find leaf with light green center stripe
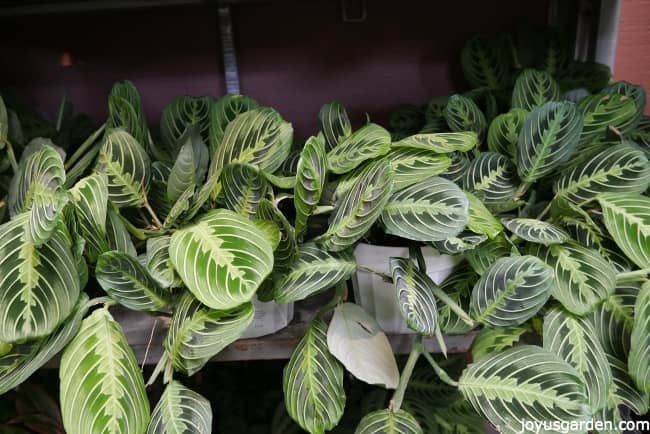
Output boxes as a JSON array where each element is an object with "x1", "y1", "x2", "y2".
[
  {"x1": 96, "y1": 251, "x2": 172, "y2": 312},
  {"x1": 106, "y1": 81, "x2": 150, "y2": 149},
  {"x1": 587, "y1": 282, "x2": 638, "y2": 360},
  {"x1": 146, "y1": 236, "x2": 182, "y2": 289},
  {"x1": 326, "y1": 123, "x2": 390, "y2": 174},
  {"x1": 511, "y1": 69, "x2": 561, "y2": 110},
  {"x1": 170, "y1": 209, "x2": 274, "y2": 309},
  {"x1": 69, "y1": 173, "x2": 109, "y2": 263},
  {"x1": 147, "y1": 380, "x2": 212, "y2": 434},
  {"x1": 160, "y1": 95, "x2": 213, "y2": 154},
  {"x1": 543, "y1": 307, "x2": 612, "y2": 411},
  {"x1": 95, "y1": 128, "x2": 151, "y2": 207},
  {"x1": 600, "y1": 81, "x2": 646, "y2": 131},
  {"x1": 459, "y1": 345, "x2": 590, "y2": 434},
  {"x1": 554, "y1": 144, "x2": 650, "y2": 206},
  {"x1": 502, "y1": 217, "x2": 570, "y2": 246},
  {"x1": 273, "y1": 243, "x2": 356, "y2": 303},
  {"x1": 470, "y1": 255, "x2": 553, "y2": 327},
  {"x1": 354, "y1": 409, "x2": 422, "y2": 434},
  {"x1": 465, "y1": 235, "x2": 513, "y2": 276},
  {"x1": 221, "y1": 163, "x2": 269, "y2": 219},
  {"x1": 461, "y1": 33, "x2": 510, "y2": 89},
  {"x1": 0, "y1": 293, "x2": 88, "y2": 395},
  {"x1": 294, "y1": 136, "x2": 327, "y2": 236},
  {"x1": 256, "y1": 199, "x2": 298, "y2": 269},
  {"x1": 381, "y1": 177, "x2": 469, "y2": 242},
  {"x1": 106, "y1": 208, "x2": 137, "y2": 256},
  {"x1": 385, "y1": 147, "x2": 450, "y2": 191},
  {"x1": 392, "y1": 131, "x2": 479, "y2": 153},
  {"x1": 316, "y1": 159, "x2": 393, "y2": 252},
  {"x1": 164, "y1": 292, "x2": 254, "y2": 376},
  {"x1": 607, "y1": 353, "x2": 649, "y2": 415},
  {"x1": 578, "y1": 94, "x2": 638, "y2": 143},
  {"x1": 529, "y1": 242, "x2": 616, "y2": 315},
  {"x1": 208, "y1": 94, "x2": 259, "y2": 156},
  {"x1": 283, "y1": 319, "x2": 345, "y2": 434},
  {"x1": 597, "y1": 192, "x2": 650, "y2": 269},
  {"x1": 471, "y1": 324, "x2": 529, "y2": 361},
  {"x1": 462, "y1": 152, "x2": 520, "y2": 212},
  {"x1": 443, "y1": 95, "x2": 487, "y2": 141},
  {"x1": 487, "y1": 108, "x2": 528, "y2": 157},
  {"x1": 628, "y1": 281, "x2": 650, "y2": 393},
  {"x1": 432, "y1": 232, "x2": 487, "y2": 255},
  {"x1": 167, "y1": 135, "x2": 197, "y2": 203},
  {"x1": 389, "y1": 257, "x2": 438, "y2": 335},
  {"x1": 438, "y1": 269, "x2": 477, "y2": 335},
  {"x1": 440, "y1": 151, "x2": 470, "y2": 184},
  {"x1": 319, "y1": 101, "x2": 352, "y2": 151},
  {"x1": 0, "y1": 213, "x2": 80, "y2": 342},
  {"x1": 516, "y1": 101, "x2": 583, "y2": 183},
  {"x1": 465, "y1": 191, "x2": 503, "y2": 239},
  {"x1": 60, "y1": 307, "x2": 150, "y2": 434}
]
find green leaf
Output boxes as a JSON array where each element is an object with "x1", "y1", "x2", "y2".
[
  {"x1": 106, "y1": 81, "x2": 149, "y2": 148},
  {"x1": 326, "y1": 123, "x2": 391, "y2": 174},
  {"x1": 511, "y1": 69, "x2": 561, "y2": 110},
  {"x1": 160, "y1": 95, "x2": 213, "y2": 154},
  {"x1": 502, "y1": 217, "x2": 570, "y2": 245},
  {"x1": 558, "y1": 61, "x2": 611, "y2": 93},
  {"x1": 60, "y1": 308, "x2": 150, "y2": 434},
  {"x1": 386, "y1": 148, "x2": 451, "y2": 191},
  {"x1": 459, "y1": 345, "x2": 590, "y2": 434},
  {"x1": 163, "y1": 184, "x2": 194, "y2": 229},
  {"x1": 529, "y1": 242, "x2": 616, "y2": 315},
  {"x1": 487, "y1": 108, "x2": 528, "y2": 157},
  {"x1": 554, "y1": 143, "x2": 650, "y2": 206},
  {"x1": 283, "y1": 319, "x2": 345, "y2": 434},
  {"x1": 579, "y1": 94, "x2": 638, "y2": 144},
  {"x1": 165, "y1": 292, "x2": 254, "y2": 376},
  {"x1": 465, "y1": 191, "x2": 503, "y2": 239},
  {"x1": 169, "y1": 209, "x2": 274, "y2": 309},
  {"x1": 69, "y1": 173, "x2": 109, "y2": 263},
  {"x1": 167, "y1": 134, "x2": 197, "y2": 203},
  {"x1": 628, "y1": 281, "x2": 650, "y2": 393},
  {"x1": 327, "y1": 303, "x2": 399, "y2": 388},
  {"x1": 316, "y1": 159, "x2": 393, "y2": 251},
  {"x1": 96, "y1": 128, "x2": 151, "y2": 208},
  {"x1": 208, "y1": 94, "x2": 259, "y2": 156},
  {"x1": 389, "y1": 105, "x2": 424, "y2": 139},
  {"x1": 440, "y1": 151, "x2": 470, "y2": 184},
  {"x1": 540, "y1": 28, "x2": 569, "y2": 75},
  {"x1": 0, "y1": 95, "x2": 7, "y2": 145},
  {"x1": 629, "y1": 115, "x2": 650, "y2": 155},
  {"x1": 256, "y1": 199, "x2": 299, "y2": 270},
  {"x1": 354, "y1": 409, "x2": 422, "y2": 434},
  {"x1": 0, "y1": 213, "x2": 81, "y2": 342},
  {"x1": 543, "y1": 307, "x2": 612, "y2": 411},
  {"x1": 96, "y1": 251, "x2": 172, "y2": 312},
  {"x1": 443, "y1": 95, "x2": 487, "y2": 141},
  {"x1": 432, "y1": 233, "x2": 487, "y2": 255},
  {"x1": 471, "y1": 324, "x2": 529, "y2": 361},
  {"x1": 607, "y1": 353, "x2": 649, "y2": 415},
  {"x1": 438, "y1": 269, "x2": 477, "y2": 335},
  {"x1": 600, "y1": 81, "x2": 646, "y2": 131},
  {"x1": 461, "y1": 34, "x2": 510, "y2": 89},
  {"x1": 146, "y1": 235, "x2": 182, "y2": 289},
  {"x1": 389, "y1": 257, "x2": 438, "y2": 335},
  {"x1": 462, "y1": 152, "x2": 520, "y2": 212},
  {"x1": 221, "y1": 163, "x2": 269, "y2": 219},
  {"x1": 273, "y1": 243, "x2": 356, "y2": 303},
  {"x1": 294, "y1": 136, "x2": 327, "y2": 236},
  {"x1": 597, "y1": 192, "x2": 650, "y2": 269},
  {"x1": 147, "y1": 380, "x2": 212, "y2": 434},
  {"x1": 381, "y1": 177, "x2": 469, "y2": 242},
  {"x1": 470, "y1": 255, "x2": 554, "y2": 327},
  {"x1": 319, "y1": 101, "x2": 352, "y2": 151},
  {"x1": 106, "y1": 208, "x2": 137, "y2": 256},
  {"x1": 391, "y1": 132, "x2": 479, "y2": 153},
  {"x1": 465, "y1": 235, "x2": 514, "y2": 276},
  {"x1": 0, "y1": 293, "x2": 88, "y2": 395},
  {"x1": 516, "y1": 101, "x2": 583, "y2": 183}
]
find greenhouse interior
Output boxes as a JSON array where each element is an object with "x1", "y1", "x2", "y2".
[{"x1": 1, "y1": 0, "x2": 650, "y2": 433}]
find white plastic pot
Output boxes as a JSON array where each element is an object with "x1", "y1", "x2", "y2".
[
  {"x1": 352, "y1": 243, "x2": 461, "y2": 334},
  {"x1": 240, "y1": 297, "x2": 295, "y2": 339}
]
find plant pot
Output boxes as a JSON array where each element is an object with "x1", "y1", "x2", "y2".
[
  {"x1": 240, "y1": 296, "x2": 295, "y2": 339},
  {"x1": 352, "y1": 243, "x2": 461, "y2": 334}
]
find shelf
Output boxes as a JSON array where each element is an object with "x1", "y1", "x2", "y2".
[{"x1": 111, "y1": 302, "x2": 477, "y2": 365}]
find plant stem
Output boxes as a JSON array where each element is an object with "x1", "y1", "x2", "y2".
[
  {"x1": 2, "y1": 138, "x2": 19, "y2": 173},
  {"x1": 428, "y1": 284, "x2": 476, "y2": 328},
  {"x1": 312, "y1": 205, "x2": 335, "y2": 215},
  {"x1": 409, "y1": 245, "x2": 427, "y2": 272},
  {"x1": 513, "y1": 182, "x2": 532, "y2": 201},
  {"x1": 535, "y1": 199, "x2": 554, "y2": 221},
  {"x1": 421, "y1": 349, "x2": 459, "y2": 387},
  {"x1": 390, "y1": 338, "x2": 422, "y2": 411},
  {"x1": 317, "y1": 282, "x2": 348, "y2": 318},
  {"x1": 142, "y1": 193, "x2": 163, "y2": 229},
  {"x1": 616, "y1": 268, "x2": 650, "y2": 283},
  {"x1": 85, "y1": 296, "x2": 117, "y2": 310},
  {"x1": 357, "y1": 265, "x2": 393, "y2": 282},
  {"x1": 64, "y1": 123, "x2": 105, "y2": 170},
  {"x1": 56, "y1": 92, "x2": 67, "y2": 132}
]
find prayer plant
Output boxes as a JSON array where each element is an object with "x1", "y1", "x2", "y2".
[{"x1": 1, "y1": 28, "x2": 650, "y2": 434}]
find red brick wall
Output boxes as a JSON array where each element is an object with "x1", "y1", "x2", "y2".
[{"x1": 615, "y1": 0, "x2": 650, "y2": 113}]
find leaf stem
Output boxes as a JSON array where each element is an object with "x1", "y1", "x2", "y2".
[
  {"x1": 513, "y1": 182, "x2": 532, "y2": 201},
  {"x1": 84, "y1": 296, "x2": 117, "y2": 310},
  {"x1": 428, "y1": 284, "x2": 476, "y2": 328},
  {"x1": 312, "y1": 205, "x2": 335, "y2": 215},
  {"x1": 616, "y1": 268, "x2": 650, "y2": 283},
  {"x1": 390, "y1": 337, "x2": 422, "y2": 411},
  {"x1": 421, "y1": 349, "x2": 459, "y2": 387},
  {"x1": 64, "y1": 123, "x2": 105, "y2": 170},
  {"x1": 2, "y1": 138, "x2": 19, "y2": 173},
  {"x1": 356, "y1": 265, "x2": 392, "y2": 282},
  {"x1": 535, "y1": 199, "x2": 554, "y2": 221},
  {"x1": 142, "y1": 192, "x2": 163, "y2": 229}
]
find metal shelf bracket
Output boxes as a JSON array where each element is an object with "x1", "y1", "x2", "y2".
[{"x1": 218, "y1": 5, "x2": 240, "y2": 94}]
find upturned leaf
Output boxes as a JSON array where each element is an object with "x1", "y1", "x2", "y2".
[
  {"x1": 354, "y1": 409, "x2": 422, "y2": 434},
  {"x1": 578, "y1": 94, "x2": 637, "y2": 143},
  {"x1": 221, "y1": 163, "x2": 269, "y2": 219},
  {"x1": 386, "y1": 148, "x2": 451, "y2": 190},
  {"x1": 326, "y1": 123, "x2": 391, "y2": 174},
  {"x1": 256, "y1": 199, "x2": 299, "y2": 269},
  {"x1": 462, "y1": 152, "x2": 520, "y2": 212},
  {"x1": 461, "y1": 34, "x2": 510, "y2": 89},
  {"x1": 465, "y1": 191, "x2": 503, "y2": 239},
  {"x1": 294, "y1": 136, "x2": 327, "y2": 235},
  {"x1": 511, "y1": 69, "x2": 561, "y2": 110},
  {"x1": 160, "y1": 95, "x2": 213, "y2": 153},
  {"x1": 487, "y1": 108, "x2": 528, "y2": 157},
  {"x1": 147, "y1": 380, "x2": 212, "y2": 434},
  {"x1": 69, "y1": 173, "x2": 109, "y2": 263},
  {"x1": 319, "y1": 101, "x2": 352, "y2": 151},
  {"x1": 443, "y1": 95, "x2": 487, "y2": 142},
  {"x1": 389, "y1": 257, "x2": 438, "y2": 335},
  {"x1": 392, "y1": 132, "x2": 479, "y2": 153},
  {"x1": 208, "y1": 94, "x2": 259, "y2": 155}
]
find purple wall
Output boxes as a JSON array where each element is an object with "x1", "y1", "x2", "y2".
[{"x1": 1, "y1": 0, "x2": 548, "y2": 138}]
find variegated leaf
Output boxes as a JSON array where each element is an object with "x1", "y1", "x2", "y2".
[
  {"x1": 502, "y1": 217, "x2": 570, "y2": 245},
  {"x1": 438, "y1": 270, "x2": 476, "y2": 335},
  {"x1": 389, "y1": 257, "x2": 438, "y2": 335},
  {"x1": 440, "y1": 151, "x2": 470, "y2": 184},
  {"x1": 600, "y1": 81, "x2": 646, "y2": 131},
  {"x1": 462, "y1": 152, "x2": 520, "y2": 212},
  {"x1": 69, "y1": 173, "x2": 109, "y2": 263},
  {"x1": 543, "y1": 307, "x2": 612, "y2": 411},
  {"x1": 273, "y1": 243, "x2": 356, "y2": 303},
  {"x1": 392, "y1": 132, "x2": 479, "y2": 153},
  {"x1": 470, "y1": 255, "x2": 553, "y2": 327},
  {"x1": 511, "y1": 69, "x2": 561, "y2": 110},
  {"x1": 386, "y1": 148, "x2": 451, "y2": 190},
  {"x1": 465, "y1": 235, "x2": 513, "y2": 276},
  {"x1": 465, "y1": 191, "x2": 503, "y2": 239},
  {"x1": 165, "y1": 292, "x2": 254, "y2": 376},
  {"x1": 160, "y1": 95, "x2": 213, "y2": 153},
  {"x1": 146, "y1": 236, "x2": 182, "y2": 289},
  {"x1": 256, "y1": 199, "x2": 298, "y2": 270},
  {"x1": 354, "y1": 409, "x2": 422, "y2": 434},
  {"x1": 389, "y1": 105, "x2": 424, "y2": 139},
  {"x1": 106, "y1": 80, "x2": 149, "y2": 148},
  {"x1": 316, "y1": 160, "x2": 393, "y2": 251},
  {"x1": 459, "y1": 345, "x2": 590, "y2": 434},
  {"x1": 578, "y1": 94, "x2": 638, "y2": 143},
  {"x1": 167, "y1": 130, "x2": 204, "y2": 203},
  {"x1": 147, "y1": 380, "x2": 212, "y2": 434},
  {"x1": 169, "y1": 209, "x2": 274, "y2": 309},
  {"x1": 471, "y1": 324, "x2": 529, "y2": 361},
  {"x1": 381, "y1": 177, "x2": 469, "y2": 242},
  {"x1": 106, "y1": 208, "x2": 137, "y2": 257},
  {"x1": 443, "y1": 95, "x2": 487, "y2": 141},
  {"x1": 326, "y1": 123, "x2": 391, "y2": 174},
  {"x1": 208, "y1": 94, "x2": 259, "y2": 155},
  {"x1": 487, "y1": 108, "x2": 528, "y2": 157},
  {"x1": 221, "y1": 163, "x2": 268, "y2": 219},
  {"x1": 294, "y1": 136, "x2": 327, "y2": 235},
  {"x1": 607, "y1": 353, "x2": 649, "y2": 415},
  {"x1": 529, "y1": 242, "x2": 616, "y2": 315},
  {"x1": 558, "y1": 61, "x2": 611, "y2": 93},
  {"x1": 628, "y1": 281, "x2": 650, "y2": 393},
  {"x1": 319, "y1": 101, "x2": 352, "y2": 151},
  {"x1": 283, "y1": 319, "x2": 345, "y2": 434},
  {"x1": 461, "y1": 34, "x2": 510, "y2": 89},
  {"x1": 432, "y1": 233, "x2": 487, "y2": 255},
  {"x1": 60, "y1": 308, "x2": 150, "y2": 434}
]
